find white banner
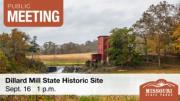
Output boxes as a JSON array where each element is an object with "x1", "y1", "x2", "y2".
[{"x1": 0, "y1": 74, "x2": 179, "y2": 95}]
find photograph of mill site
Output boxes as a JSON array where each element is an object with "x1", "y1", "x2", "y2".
[{"x1": 0, "y1": 0, "x2": 180, "y2": 101}]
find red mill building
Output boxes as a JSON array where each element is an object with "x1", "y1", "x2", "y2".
[{"x1": 91, "y1": 36, "x2": 110, "y2": 64}]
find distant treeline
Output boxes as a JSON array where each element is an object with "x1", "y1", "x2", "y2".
[{"x1": 40, "y1": 40, "x2": 97, "y2": 55}]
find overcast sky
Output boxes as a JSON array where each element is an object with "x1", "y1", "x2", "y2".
[{"x1": 0, "y1": 0, "x2": 179, "y2": 45}]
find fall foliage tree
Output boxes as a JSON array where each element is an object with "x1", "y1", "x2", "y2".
[
  {"x1": 0, "y1": 49, "x2": 9, "y2": 72},
  {"x1": 0, "y1": 29, "x2": 46, "y2": 73},
  {"x1": 134, "y1": 1, "x2": 177, "y2": 67},
  {"x1": 133, "y1": 18, "x2": 152, "y2": 63},
  {"x1": 172, "y1": 24, "x2": 180, "y2": 55}
]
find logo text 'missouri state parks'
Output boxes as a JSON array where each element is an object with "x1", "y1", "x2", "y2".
[
  {"x1": 140, "y1": 79, "x2": 178, "y2": 101},
  {"x1": 4, "y1": 0, "x2": 63, "y2": 27}
]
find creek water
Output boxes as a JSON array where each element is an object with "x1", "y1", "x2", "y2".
[{"x1": 47, "y1": 66, "x2": 81, "y2": 73}]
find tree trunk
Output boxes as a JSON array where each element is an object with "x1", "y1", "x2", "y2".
[
  {"x1": 158, "y1": 34, "x2": 161, "y2": 67},
  {"x1": 164, "y1": 47, "x2": 167, "y2": 57},
  {"x1": 31, "y1": 52, "x2": 34, "y2": 60},
  {"x1": 144, "y1": 37, "x2": 149, "y2": 63}
]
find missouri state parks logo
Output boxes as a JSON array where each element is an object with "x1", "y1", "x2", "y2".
[{"x1": 140, "y1": 79, "x2": 178, "y2": 101}]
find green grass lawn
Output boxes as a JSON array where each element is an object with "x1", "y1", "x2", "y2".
[
  {"x1": 91, "y1": 64, "x2": 180, "y2": 74},
  {"x1": 116, "y1": 67, "x2": 180, "y2": 74},
  {"x1": 43, "y1": 60, "x2": 180, "y2": 74},
  {"x1": 116, "y1": 64, "x2": 180, "y2": 74}
]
